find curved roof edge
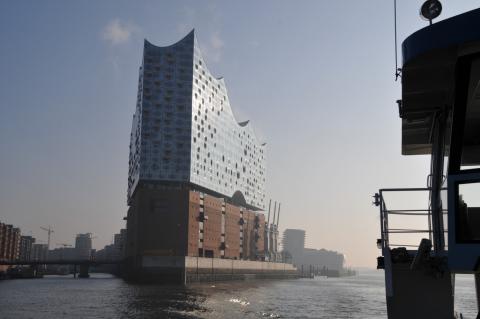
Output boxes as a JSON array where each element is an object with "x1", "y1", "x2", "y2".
[
  {"x1": 236, "y1": 117, "x2": 266, "y2": 148},
  {"x1": 235, "y1": 120, "x2": 265, "y2": 147},
  {"x1": 144, "y1": 29, "x2": 195, "y2": 50}
]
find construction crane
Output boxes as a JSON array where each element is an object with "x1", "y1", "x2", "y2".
[{"x1": 40, "y1": 226, "x2": 54, "y2": 249}]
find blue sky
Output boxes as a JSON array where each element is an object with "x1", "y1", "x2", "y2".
[{"x1": 1, "y1": 1, "x2": 478, "y2": 266}]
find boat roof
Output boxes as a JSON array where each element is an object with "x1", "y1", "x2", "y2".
[{"x1": 401, "y1": 8, "x2": 480, "y2": 155}]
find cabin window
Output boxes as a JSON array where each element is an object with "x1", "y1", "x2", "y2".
[
  {"x1": 460, "y1": 58, "x2": 480, "y2": 169},
  {"x1": 456, "y1": 180, "x2": 480, "y2": 242}
]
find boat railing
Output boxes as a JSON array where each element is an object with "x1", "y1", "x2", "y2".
[{"x1": 374, "y1": 188, "x2": 447, "y2": 253}]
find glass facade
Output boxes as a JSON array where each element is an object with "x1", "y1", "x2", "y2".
[{"x1": 128, "y1": 31, "x2": 266, "y2": 210}]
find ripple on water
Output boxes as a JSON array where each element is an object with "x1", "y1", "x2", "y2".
[{"x1": 0, "y1": 271, "x2": 476, "y2": 319}]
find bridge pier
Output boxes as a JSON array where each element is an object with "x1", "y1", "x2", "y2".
[
  {"x1": 78, "y1": 264, "x2": 90, "y2": 278},
  {"x1": 32, "y1": 265, "x2": 38, "y2": 277}
]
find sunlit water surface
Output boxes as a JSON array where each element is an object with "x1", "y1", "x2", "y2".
[{"x1": 0, "y1": 270, "x2": 476, "y2": 318}]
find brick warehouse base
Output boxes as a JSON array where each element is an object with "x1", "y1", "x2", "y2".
[{"x1": 125, "y1": 184, "x2": 277, "y2": 282}]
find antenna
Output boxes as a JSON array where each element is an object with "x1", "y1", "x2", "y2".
[
  {"x1": 40, "y1": 226, "x2": 54, "y2": 249},
  {"x1": 394, "y1": 0, "x2": 401, "y2": 81}
]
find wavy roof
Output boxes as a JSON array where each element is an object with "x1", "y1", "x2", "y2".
[{"x1": 144, "y1": 30, "x2": 265, "y2": 147}]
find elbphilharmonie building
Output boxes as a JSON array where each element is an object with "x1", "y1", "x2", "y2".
[
  {"x1": 128, "y1": 30, "x2": 266, "y2": 210},
  {"x1": 123, "y1": 31, "x2": 288, "y2": 281}
]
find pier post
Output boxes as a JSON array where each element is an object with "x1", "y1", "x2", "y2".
[{"x1": 79, "y1": 264, "x2": 90, "y2": 278}]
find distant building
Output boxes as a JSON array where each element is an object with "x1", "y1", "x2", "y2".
[
  {"x1": 0, "y1": 223, "x2": 21, "y2": 262},
  {"x1": 0, "y1": 222, "x2": 21, "y2": 274},
  {"x1": 75, "y1": 233, "x2": 93, "y2": 260},
  {"x1": 96, "y1": 229, "x2": 127, "y2": 262},
  {"x1": 113, "y1": 229, "x2": 125, "y2": 252},
  {"x1": 282, "y1": 228, "x2": 345, "y2": 273},
  {"x1": 47, "y1": 233, "x2": 95, "y2": 262},
  {"x1": 301, "y1": 248, "x2": 345, "y2": 272},
  {"x1": 31, "y1": 244, "x2": 48, "y2": 261},
  {"x1": 19, "y1": 235, "x2": 36, "y2": 261},
  {"x1": 95, "y1": 244, "x2": 119, "y2": 262},
  {"x1": 75, "y1": 233, "x2": 92, "y2": 250},
  {"x1": 48, "y1": 247, "x2": 78, "y2": 261},
  {"x1": 283, "y1": 229, "x2": 306, "y2": 264}
]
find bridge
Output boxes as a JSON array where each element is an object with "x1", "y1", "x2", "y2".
[{"x1": 0, "y1": 259, "x2": 124, "y2": 278}]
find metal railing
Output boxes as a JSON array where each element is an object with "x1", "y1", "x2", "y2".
[{"x1": 374, "y1": 188, "x2": 447, "y2": 252}]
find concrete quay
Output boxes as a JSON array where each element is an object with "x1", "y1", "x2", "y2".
[{"x1": 125, "y1": 256, "x2": 298, "y2": 284}]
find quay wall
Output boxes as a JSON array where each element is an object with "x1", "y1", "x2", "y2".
[{"x1": 128, "y1": 256, "x2": 298, "y2": 283}]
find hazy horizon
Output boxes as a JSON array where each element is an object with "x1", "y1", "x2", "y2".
[{"x1": 1, "y1": 1, "x2": 478, "y2": 267}]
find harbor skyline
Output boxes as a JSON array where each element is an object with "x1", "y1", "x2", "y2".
[{"x1": 2, "y1": 1, "x2": 480, "y2": 268}]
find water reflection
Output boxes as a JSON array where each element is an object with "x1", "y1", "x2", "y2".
[
  {"x1": 0, "y1": 271, "x2": 476, "y2": 319},
  {"x1": 123, "y1": 284, "x2": 209, "y2": 318}
]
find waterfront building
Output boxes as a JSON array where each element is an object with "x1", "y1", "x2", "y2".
[
  {"x1": 282, "y1": 229, "x2": 306, "y2": 264},
  {"x1": 48, "y1": 247, "x2": 78, "y2": 260},
  {"x1": 19, "y1": 235, "x2": 35, "y2": 261},
  {"x1": 282, "y1": 228, "x2": 346, "y2": 274},
  {"x1": 31, "y1": 243, "x2": 48, "y2": 261},
  {"x1": 95, "y1": 244, "x2": 121, "y2": 262},
  {"x1": 0, "y1": 222, "x2": 21, "y2": 273},
  {"x1": 96, "y1": 229, "x2": 127, "y2": 262},
  {"x1": 0, "y1": 223, "x2": 6, "y2": 262},
  {"x1": 0, "y1": 223, "x2": 20, "y2": 262},
  {"x1": 125, "y1": 31, "x2": 269, "y2": 279},
  {"x1": 301, "y1": 248, "x2": 345, "y2": 272},
  {"x1": 46, "y1": 247, "x2": 78, "y2": 274},
  {"x1": 75, "y1": 233, "x2": 93, "y2": 250},
  {"x1": 113, "y1": 229, "x2": 126, "y2": 252},
  {"x1": 75, "y1": 233, "x2": 93, "y2": 260}
]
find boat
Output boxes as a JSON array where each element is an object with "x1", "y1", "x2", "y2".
[{"x1": 374, "y1": 3, "x2": 480, "y2": 318}]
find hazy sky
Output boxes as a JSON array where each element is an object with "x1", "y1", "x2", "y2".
[{"x1": 1, "y1": 1, "x2": 478, "y2": 267}]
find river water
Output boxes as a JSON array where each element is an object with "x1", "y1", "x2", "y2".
[{"x1": 0, "y1": 270, "x2": 477, "y2": 318}]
